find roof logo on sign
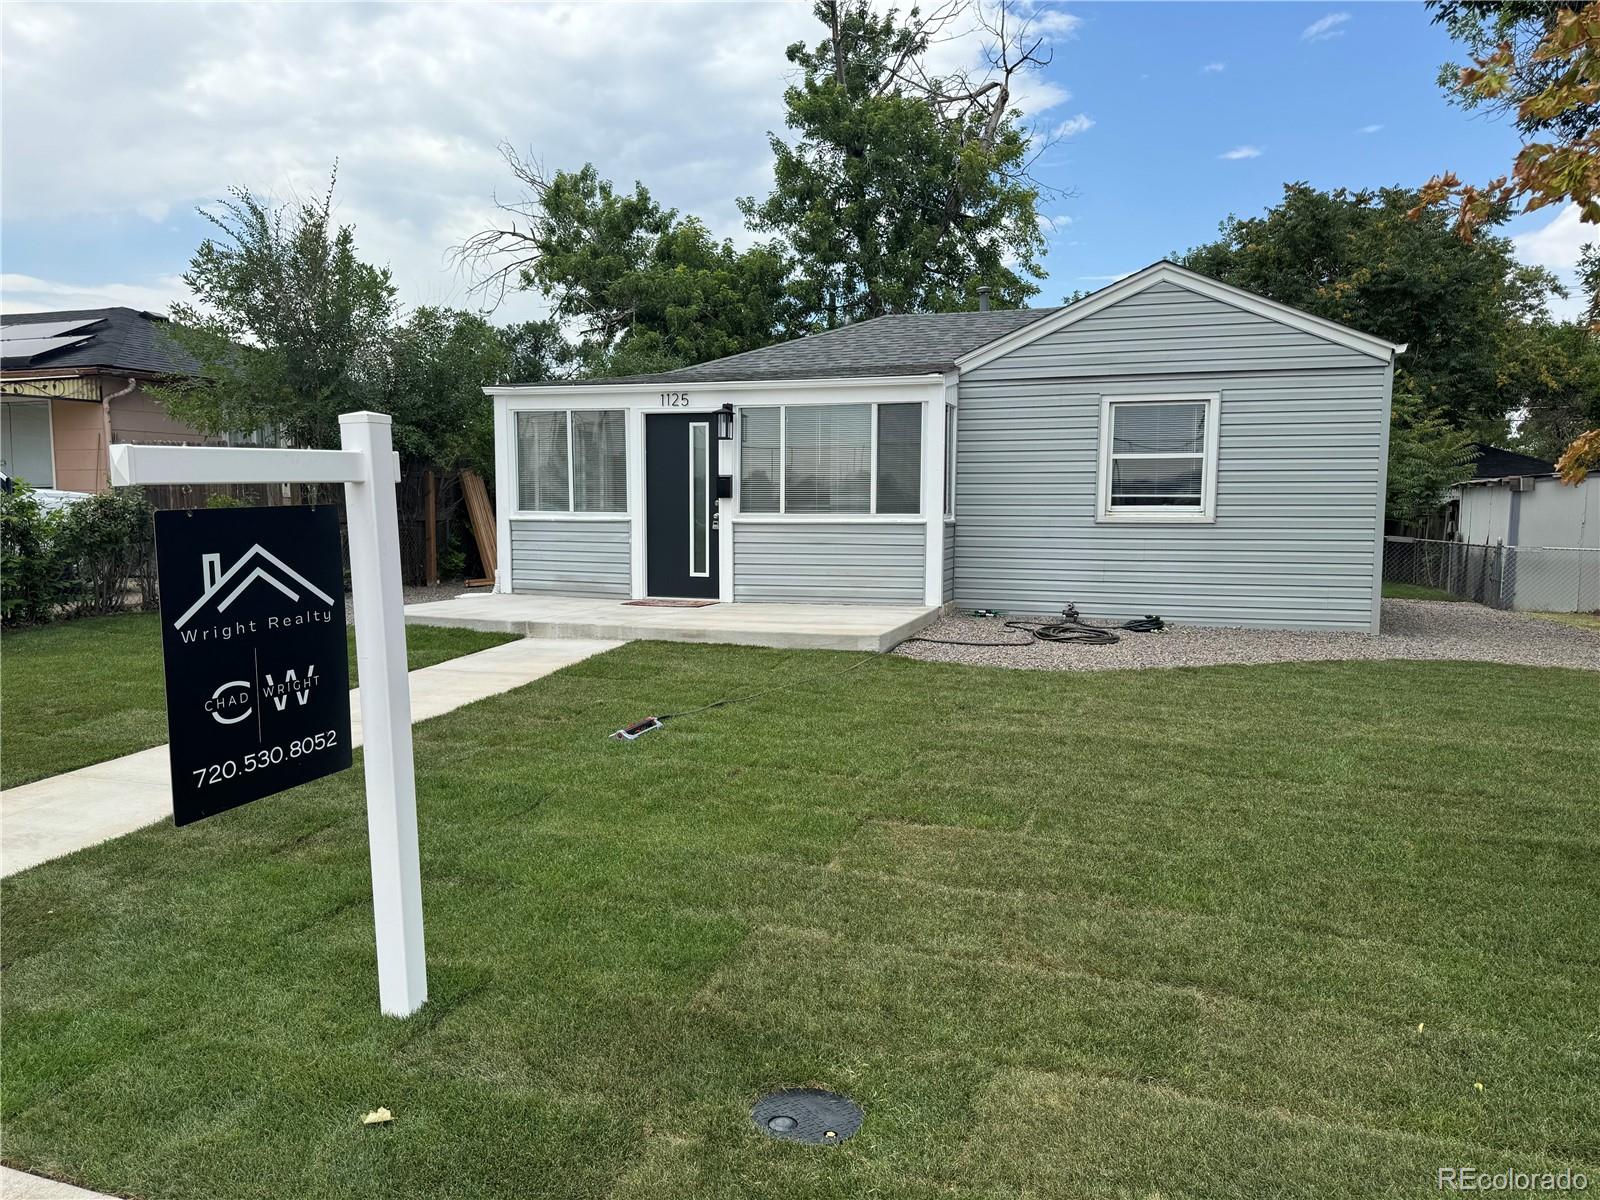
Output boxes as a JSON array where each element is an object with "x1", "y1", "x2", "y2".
[{"x1": 173, "y1": 543, "x2": 337, "y2": 630}]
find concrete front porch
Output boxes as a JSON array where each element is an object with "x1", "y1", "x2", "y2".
[{"x1": 404, "y1": 592, "x2": 941, "y2": 652}]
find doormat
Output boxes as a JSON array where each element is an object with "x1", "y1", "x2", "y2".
[{"x1": 623, "y1": 599, "x2": 719, "y2": 608}]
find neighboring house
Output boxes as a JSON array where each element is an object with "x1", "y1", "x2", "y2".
[
  {"x1": 486, "y1": 261, "x2": 1405, "y2": 631},
  {"x1": 0, "y1": 307, "x2": 219, "y2": 493},
  {"x1": 1454, "y1": 443, "x2": 1596, "y2": 553}
]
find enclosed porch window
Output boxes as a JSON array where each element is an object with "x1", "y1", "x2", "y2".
[{"x1": 738, "y1": 402, "x2": 922, "y2": 515}]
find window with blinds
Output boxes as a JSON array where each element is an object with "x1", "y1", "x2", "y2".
[
  {"x1": 516, "y1": 409, "x2": 626, "y2": 513},
  {"x1": 516, "y1": 411, "x2": 569, "y2": 512},
  {"x1": 739, "y1": 406, "x2": 781, "y2": 513},
  {"x1": 875, "y1": 403, "x2": 922, "y2": 514},
  {"x1": 737, "y1": 403, "x2": 923, "y2": 515},
  {"x1": 785, "y1": 403, "x2": 872, "y2": 514},
  {"x1": 1099, "y1": 395, "x2": 1218, "y2": 520},
  {"x1": 571, "y1": 409, "x2": 626, "y2": 512}
]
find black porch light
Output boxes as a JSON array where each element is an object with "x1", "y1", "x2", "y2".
[{"x1": 715, "y1": 403, "x2": 735, "y2": 441}]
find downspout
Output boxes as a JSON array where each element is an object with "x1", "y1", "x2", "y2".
[{"x1": 101, "y1": 376, "x2": 137, "y2": 491}]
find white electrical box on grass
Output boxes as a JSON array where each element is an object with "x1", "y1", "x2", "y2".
[{"x1": 110, "y1": 411, "x2": 428, "y2": 1018}]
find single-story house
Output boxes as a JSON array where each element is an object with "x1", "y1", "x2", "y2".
[
  {"x1": 1, "y1": 307, "x2": 219, "y2": 493},
  {"x1": 486, "y1": 261, "x2": 1405, "y2": 631}
]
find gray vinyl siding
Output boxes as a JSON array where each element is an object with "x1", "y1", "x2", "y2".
[
  {"x1": 956, "y1": 282, "x2": 1388, "y2": 631},
  {"x1": 942, "y1": 525, "x2": 956, "y2": 602},
  {"x1": 735, "y1": 522, "x2": 925, "y2": 605},
  {"x1": 510, "y1": 518, "x2": 631, "y2": 597}
]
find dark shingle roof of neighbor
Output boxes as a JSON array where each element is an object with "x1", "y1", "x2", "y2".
[
  {"x1": 0, "y1": 307, "x2": 202, "y2": 377},
  {"x1": 1466, "y1": 443, "x2": 1556, "y2": 481},
  {"x1": 521, "y1": 306, "x2": 1064, "y2": 386}
]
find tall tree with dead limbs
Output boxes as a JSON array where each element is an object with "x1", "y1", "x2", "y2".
[{"x1": 741, "y1": 0, "x2": 1057, "y2": 328}]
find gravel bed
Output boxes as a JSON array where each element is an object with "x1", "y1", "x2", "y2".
[
  {"x1": 344, "y1": 580, "x2": 491, "y2": 624},
  {"x1": 892, "y1": 599, "x2": 1600, "y2": 673}
]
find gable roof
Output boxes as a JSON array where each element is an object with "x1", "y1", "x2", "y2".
[
  {"x1": 955, "y1": 261, "x2": 1407, "y2": 371},
  {"x1": 514, "y1": 306, "x2": 1061, "y2": 387},
  {"x1": 1463, "y1": 443, "x2": 1556, "y2": 482},
  {"x1": 501, "y1": 259, "x2": 1405, "y2": 392},
  {"x1": 0, "y1": 307, "x2": 202, "y2": 377}
]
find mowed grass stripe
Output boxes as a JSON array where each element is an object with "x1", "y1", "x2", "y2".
[
  {"x1": 2, "y1": 643, "x2": 1596, "y2": 1198},
  {"x1": 690, "y1": 925, "x2": 1598, "y2": 1162}
]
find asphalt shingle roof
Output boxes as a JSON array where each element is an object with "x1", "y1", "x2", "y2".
[
  {"x1": 523, "y1": 306, "x2": 1062, "y2": 386},
  {"x1": 0, "y1": 307, "x2": 202, "y2": 377},
  {"x1": 1465, "y1": 443, "x2": 1556, "y2": 481}
]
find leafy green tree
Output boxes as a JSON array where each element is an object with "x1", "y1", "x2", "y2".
[
  {"x1": 1180, "y1": 183, "x2": 1563, "y2": 431},
  {"x1": 1499, "y1": 316, "x2": 1600, "y2": 460},
  {"x1": 383, "y1": 308, "x2": 513, "y2": 474},
  {"x1": 457, "y1": 155, "x2": 793, "y2": 377},
  {"x1": 159, "y1": 171, "x2": 397, "y2": 449},
  {"x1": 741, "y1": 0, "x2": 1050, "y2": 326},
  {"x1": 1386, "y1": 392, "x2": 1476, "y2": 523}
]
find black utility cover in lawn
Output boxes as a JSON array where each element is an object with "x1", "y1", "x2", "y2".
[{"x1": 155, "y1": 506, "x2": 352, "y2": 825}]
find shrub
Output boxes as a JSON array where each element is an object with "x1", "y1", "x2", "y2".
[
  {"x1": 53, "y1": 488, "x2": 157, "y2": 618},
  {"x1": 0, "y1": 483, "x2": 62, "y2": 626}
]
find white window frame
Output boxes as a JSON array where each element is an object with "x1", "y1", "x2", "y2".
[
  {"x1": 512, "y1": 408, "x2": 628, "y2": 518},
  {"x1": 734, "y1": 401, "x2": 924, "y2": 519},
  {"x1": 1095, "y1": 393, "x2": 1220, "y2": 525},
  {"x1": 688, "y1": 420, "x2": 710, "y2": 577}
]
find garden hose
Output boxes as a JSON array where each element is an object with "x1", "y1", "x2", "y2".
[{"x1": 902, "y1": 604, "x2": 1166, "y2": 649}]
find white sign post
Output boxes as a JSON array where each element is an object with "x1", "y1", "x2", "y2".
[{"x1": 110, "y1": 410, "x2": 428, "y2": 1017}]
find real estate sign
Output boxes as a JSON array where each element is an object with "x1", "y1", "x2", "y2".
[{"x1": 155, "y1": 505, "x2": 353, "y2": 825}]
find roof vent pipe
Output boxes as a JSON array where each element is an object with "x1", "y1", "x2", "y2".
[{"x1": 977, "y1": 286, "x2": 991, "y2": 312}]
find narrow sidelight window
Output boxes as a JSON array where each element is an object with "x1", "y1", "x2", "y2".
[{"x1": 690, "y1": 422, "x2": 710, "y2": 576}]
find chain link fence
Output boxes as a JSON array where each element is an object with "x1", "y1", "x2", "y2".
[{"x1": 1383, "y1": 536, "x2": 1600, "y2": 614}]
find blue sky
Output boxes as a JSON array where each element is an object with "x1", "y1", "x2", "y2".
[{"x1": 1, "y1": 2, "x2": 1590, "y2": 322}]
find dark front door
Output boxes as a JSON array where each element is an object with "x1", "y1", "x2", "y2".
[{"x1": 645, "y1": 413, "x2": 719, "y2": 599}]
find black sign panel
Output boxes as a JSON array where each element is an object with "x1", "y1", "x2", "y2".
[{"x1": 155, "y1": 505, "x2": 352, "y2": 825}]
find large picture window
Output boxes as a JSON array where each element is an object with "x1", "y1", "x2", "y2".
[
  {"x1": 737, "y1": 402, "x2": 923, "y2": 515},
  {"x1": 1097, "y1": 394, "x2": 1219, "y2": 522},
  {"x1": 516, "y1": 409, "x2": 626, "y2": 513}
]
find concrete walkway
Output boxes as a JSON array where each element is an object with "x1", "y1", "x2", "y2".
[
  {"x1": 0, "y1": 1166, "x2": 112, "y2": 1199},
  {"x1": 0, "y1": 636, "x2": 620, "y2": 878}
]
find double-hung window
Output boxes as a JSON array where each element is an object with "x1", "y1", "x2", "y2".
[
  {"x1": 738, "y1": 402, "x2": 922, "y2": 515},
  {"x1": 516, "y1": 409, "x2": 626, "y2": 513},
  {"x1": 1097, "y1": 394, "x2": 1219, "y2": 522}
]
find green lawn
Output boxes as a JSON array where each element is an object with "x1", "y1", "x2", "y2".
[
  {"x1": 3, "y1": 644, "x2": 1597, "y2": 1198},
  {"x1": 1382, "y1": 581, "x2": 1468, "y2": 602},
  {"x1": 0, "y1": 614, "x2": 516, "y2": 789}
]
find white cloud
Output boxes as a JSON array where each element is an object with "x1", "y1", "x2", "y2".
[
  {"x1": 2, "y1": 3, "x2": 1076, "y2": 323},
  {"x1": 1301, "y1": 12, "x2": 1350, "y2": 42},
  {"x1": 1037, "y1": 213, "x2": 1075, "y2": 233},
  {"x1": 1512, "y1": 203, "x2": 1596, "y2": 321},
  {"x1": 1357, "y1": 124, "x2": 1384, "y2": 134},
  {"x1": 0, "y1": 273, "x2": 191, "y2": 315},
  {"x1": 1219, "y1": 145, "x2": 1263, "y2": 160},
  {"x1": 1017, "y1": 5, "x2": 1083, "y2": 38},
  {"x1": 1052, "y1": 113, "x2": 1095, "y2": 138},
  {"x1": 1078, "y1": 271, "x2": 1134, "y2": 283},
  {"x1": 1202, "y1": 62, "x2": 1226, "y2": 73}
]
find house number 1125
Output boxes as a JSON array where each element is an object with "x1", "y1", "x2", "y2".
[{"x1": 659, "y1": 393, "x2": 689, "y2": 407}]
